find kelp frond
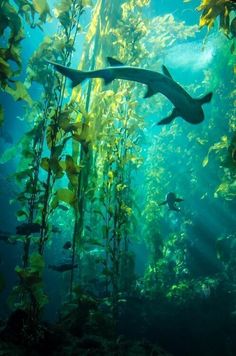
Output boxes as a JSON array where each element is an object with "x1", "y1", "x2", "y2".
[{"x1": 197, "y1": 0, "x2": 236, "y2": 36}]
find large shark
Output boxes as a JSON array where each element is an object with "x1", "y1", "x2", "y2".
[{"x1": 47, "y1": 57, "x2": 213, "y2": 125}]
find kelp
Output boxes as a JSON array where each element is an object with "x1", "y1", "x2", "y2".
[
  {"x1": 70, "y1": 0, "x2": 149, "y2": 316},
  {"x1": 202, "y1": 135, "x2": 229, "y2": 167},
  {"x1": 0, "y1": 0, "x2": 235, "y2": 345},
  {"x1": 4, "y1": 81, "x2": 33, "y2": 106},
  {"x1": 0, "y1": 0, "x2": 51, "y2": 123},
  {"x1": 20, "y1": 0, "x2": 89, "y2": 259},
  {"x1": 14, "y1": 0, "x2": 51, "y2": 28},
  {"x1": 186, "y1": 0, "x2": 236, "y2": 38},
  {"x1": 0, "y1": 0, "x2": 93, "y2": 324},
  {"x1": 8, "y1": 253, "x2": 47, "y2": 314}
]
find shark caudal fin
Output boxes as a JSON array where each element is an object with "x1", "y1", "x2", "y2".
[
  {"x1": 196, "y1": 92, "x2": 213, "y2": 105},
  {"x1": 46, "y1": 60, "x2": 87, "y2": 88}
]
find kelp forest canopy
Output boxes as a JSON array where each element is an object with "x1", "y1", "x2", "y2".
[{"x1": 0, "y1": 0, "x2": 235, "y2": 354}]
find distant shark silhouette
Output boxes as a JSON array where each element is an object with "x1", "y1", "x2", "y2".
[
  {"x1": 159, "y1": 192, "x2": 184, "y2": 212},
  {"x1": 47, "y1": 57, "x2": 213, "y2": 125}
]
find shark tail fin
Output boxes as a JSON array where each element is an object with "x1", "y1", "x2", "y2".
[
  {"x1": 197, "y1": 92, "x2": 213, "y2": 105},
  {"x1": 47, "y1": 60, "x2": 87, "y2": 88}
]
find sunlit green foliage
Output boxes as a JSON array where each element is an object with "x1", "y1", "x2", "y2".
[
  {"x1": 8, "y1": 253, "x2": 47, "y2": 312},
  {"x1": 0, "y1": 0, "x2": 93, "y2": 321},
  {"x1": 67, "y1": 0, "x2": 149, "y2": 310},
  {"x1": 0, "y1": 0, "x2": 51, "y2": 123},
  {"x1": 185, "y1": 0, "x2": 236, "y2": 44},
  {"x1": 0, "y1": 1, "x2": 235, "y2": 341}
]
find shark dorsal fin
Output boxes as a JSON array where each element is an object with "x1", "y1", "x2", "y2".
[
  {"x1": 107, "y1": 57, "x2": 125, "y2": 66},
  {"x1": 162, "y1": 65, "x2": 173, "y2": 79}
]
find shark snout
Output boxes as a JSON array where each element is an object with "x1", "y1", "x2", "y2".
[{"x1": 183, "y1": 105, "x2": 204, "y2": 124}]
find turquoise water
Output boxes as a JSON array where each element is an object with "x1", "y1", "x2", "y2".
[{"x1": 0, "y1": 0, "x2": 235, "y2": 355}]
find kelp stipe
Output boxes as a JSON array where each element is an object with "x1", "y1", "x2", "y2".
[
  {"x1": 67, "y1": 0, "x2": 150, "y2": 328},
  {"x1": 4, "y1": 0, "x2": 91, "y2": 324}
]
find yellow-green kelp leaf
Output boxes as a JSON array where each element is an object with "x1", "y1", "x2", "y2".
[
  {"x1": 30, "y1": 252, "x2": 45, "y2": 273},
  {"x1": 14, "y1": 252, "x2": 47, "y2": 309},
  {"x1": 16, "y1": 209, "x2": 28, "y2": 221},
  {"x1": 202, "y1": 135, "x2": 228, "y2": 167},
  {"x1": 202, "y1": 155, "x2": 209, "y2": 167},
  {"x1": 40, "y1": 157, "x2": 49, "y2": 171},
  {"x1": 0, "y1": 145, "x2": 18, "y2": 164},
  {"x1": 32, "y1": 0, "x2": 51, "y2": 22},
  {"x1": 65, "y1": 155, "x2": 81, "y2": 187},
  {"x1": 5, "y1": 81, "x2": 33, "y2": 106},
  {"x1": 54, "y1": 0, "x2": 72, "y2": 16},
  {"x1": 57, "y1": 188, "x2": 75, "y2": 204},
  {"x1": 40, "y1": 157, "x2": 64, "y2": 178},
  {"x1": 15, "y1": 253, "x2": 44, "y2": 281},
  {"x1": 50, "y1": 157, "x2": 64, "y2": 178},
  {"x1": 54, "y1": 188, "x2": 76, "y2": 207},
  {"x1": 0, "y1": 57, "x2": 13, "y2": 82},
  {"x1": 215, "y1": 182, "x2": 229, "y2": 195},
  {"x1": 81, "y1": 0, "x2": 94, "y2": 7},
  {"x1": 0, "y1": 105, "x2": 3, "y2": 127},
  {"x1": 197, "y1": 0, "x2": 231, "y2": 31}
]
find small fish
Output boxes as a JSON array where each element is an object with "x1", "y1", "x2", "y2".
[
  {"x1": 159, "y1": 192, "x2": 184, "y2": 212},
  {"x1": 47, "y1": 57, "x2": 213, "y2": 126},
  {"x1": 63, "y1": 241, "x2": 72, "y2": 250},
  {"x1": 48, "y1": 262, "x2": 78, "y2": 272},
  {"x1": 16, "y1": 223, "x2": 41, "y2": 235}
]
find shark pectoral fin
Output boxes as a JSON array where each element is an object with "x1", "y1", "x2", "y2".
[
  {"x1": 159, "y1": 201, "x2": 167, "y2": 206},
  {"x1": 107, "y1": 57, "x2": 125, "y2": 66},
  {"x1": 104, "y1": 77, "x2": 114, "y2": 85},
  {"x1": 175, "y1": 198, "x2": 184, "y2": 202},
  {"x1": 143, "y1": 86, "x2": 157, "y2": 98},
  {"x1": 197, "y1": 92, "x2": 213, "y2": 105},
  {"x1": 103, "y1": 70, "x2": 115, "y2": 85},
  {"x1": 156, "y1": 108, "x2": 179, "y2": 125},
  {"x1": 162, "y1": 65, "x2": 173, "y2": 80}
]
